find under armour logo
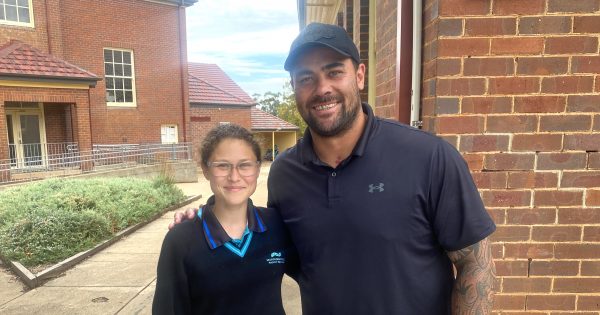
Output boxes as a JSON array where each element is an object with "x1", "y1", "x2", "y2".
[{"x1": 369, "y1": 183, "x2": 384, "y2": 193}]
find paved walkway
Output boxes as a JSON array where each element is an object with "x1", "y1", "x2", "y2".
[{"x1": 0, "y1": 164, "x2": 301, "y2": 314}]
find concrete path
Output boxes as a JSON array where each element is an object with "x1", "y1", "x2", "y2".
[{"x1": 0, "y1": 164, "x2": 301, "y2": 314}]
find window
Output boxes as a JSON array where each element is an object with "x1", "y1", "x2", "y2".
[
  {"x1": 1, "y1": 0, "x2": 33, "y2": 26},
  {"x1": 161, "y1": 125, "x2": 178, "y2": 144},
  {"x1": 104, "y1": 48, "x2": 136, "y2": 107}
]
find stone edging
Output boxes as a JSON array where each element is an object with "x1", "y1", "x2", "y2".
[{"x1": 0, "y1": 194, "x2": 202, "y2": 289}]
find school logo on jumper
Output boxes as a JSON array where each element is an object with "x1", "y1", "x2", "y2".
[
  {"x1": 266, "y1": 251, "x2": 285, "y2": 264},
  {"x1": 369, "y1": 183, "x2": 384, "y2": 193}
]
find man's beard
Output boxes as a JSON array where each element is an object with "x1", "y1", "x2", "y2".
[{"x1": 300, "y1": 89, "x2": 361, "y2": 138}]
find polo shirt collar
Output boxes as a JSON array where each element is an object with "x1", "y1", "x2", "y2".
[
  {"x1": 299, "y1": 102, "x2": 376, "y2": 165},
  {"x1": 199, "y1": 195, "x2": 268, "y2": 250}
]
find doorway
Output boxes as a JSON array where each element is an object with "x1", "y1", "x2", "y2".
[{"x1": 5, "y1": 103, "x2": 47, "y2": 169}]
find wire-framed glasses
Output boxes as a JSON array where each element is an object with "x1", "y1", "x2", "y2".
[{"x1": 207, "y1": 160, "x2": 261, "y2": 177}]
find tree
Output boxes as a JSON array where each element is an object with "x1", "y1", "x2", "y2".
[{"x1": 253, "y1": 82, "x2": 307, "y2": 133}]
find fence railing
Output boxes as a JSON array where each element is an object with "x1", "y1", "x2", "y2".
[{"x1": 1, "y1": 142, "x2": 192, "y2": 184}]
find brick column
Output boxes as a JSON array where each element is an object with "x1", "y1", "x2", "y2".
[{"x1": 424, "y1": 0, "x2": 600, "y2": 312}]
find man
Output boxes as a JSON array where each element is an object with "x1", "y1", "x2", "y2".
[{"x1": 174, "y1": 23, "x2": 496, "y2": 314}]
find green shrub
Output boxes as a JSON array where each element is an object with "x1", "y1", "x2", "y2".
[{"x1": 0, "y1": 177, "x2": 185, "y2": 267}]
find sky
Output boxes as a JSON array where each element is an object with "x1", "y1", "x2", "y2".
[{"x1": 185, "y1": 0, "x2": 299, "y2": 97}]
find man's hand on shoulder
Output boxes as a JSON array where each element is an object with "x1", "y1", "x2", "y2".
[{"x1": 168, "y1": 207, "x2": 199, "y2": 230}]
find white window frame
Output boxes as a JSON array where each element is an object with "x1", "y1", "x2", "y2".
[
  {"x1": 161, "y1": 125, "x2": 178, "y2": 144},
  {"x1": 0, "y1": 0, "x2": 35, "y2": 27},
  {"x1": 103, "y1": 48, "x2": 137, "y2": 108}
]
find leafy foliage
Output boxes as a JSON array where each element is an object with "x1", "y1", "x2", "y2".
[
  {"x1": 0, "y1": 177, "x2": 185, "y2": 267},
  {"x1": 253, "y1": 82, "x2": 307, "y2": 133}
]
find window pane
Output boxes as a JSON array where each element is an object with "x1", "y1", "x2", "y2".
[
  {"x1": 18, "y1": 7, "x2": 29, "y2": 23},
  {"x1": 17, "y1": 0, "x2": 28, "y2": 6},
  {"x1": 6, "y1": 6, "x2": 18, "y2": 21},
  {"x1": 114, "y1": 51, "x2": 122, "y2": 63},
  {"x1": 106, "y1": 78, "x2": 114, "y2": 89},
  {"x1": 6, "y1": 0, "x2": 17, "y2": 5},
  {"x1": 106, "y1": 90, "x2": 115, "y2": 102},
  {"x1": 125, "y1": 91, "x2": 133, "y2": 103},
  {"x1": 115, "y1": 78, "x2": 123, "y2": 89},
  {"x1": 123, "y1": 65, "x2": 131, "y2": 76},
  {"x1": 123, "y1": 78, "x2": 132, "y2": 89},
  {"x1": 115, "y1": 91, "x2": 124, "y2": 102},
  {"x1": 103, "y1": 50, "x2": 112, "y2": 62},
  {"x1": 0, "y1": 8, "x2": 5, "y2": 20},
  {"x1": 115, "y1": 64, "x2": 123, "y2": 76},
  {"x1": 123, "y1": 52, "x2": 131, "y2": 64},
  {"x1": 104, "y1": 63, "x2": 113, "y2": 75}
]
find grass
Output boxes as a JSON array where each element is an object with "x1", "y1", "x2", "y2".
[{"x1": 0, "y1": 176, "x2": 185, "y2": 267}]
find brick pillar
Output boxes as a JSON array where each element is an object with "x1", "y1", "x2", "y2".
[
  {"x1": 0, "y1": 100, "x2": 10, "y2": 182},
  {"x1": 352, "y1": 0, "x2": 369, "y2": 103},
  {"x1": 424, "y1": 0, "x2": 600, "y2": 312},
  {"x1": 345, "y1": 0, "x2": 353, "y2": 39}
]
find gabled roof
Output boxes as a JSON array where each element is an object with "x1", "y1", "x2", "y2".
[
  {"x1": 188, "y1": 63, "x2": 256, "y2": 106},
  {"x1": 251, "y1": 107, "x2": 299, "y2": 131},
  {"x1": 0, "y1": 40, "x2": 100, "y2": 84}
]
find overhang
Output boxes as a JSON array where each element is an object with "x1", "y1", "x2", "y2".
[{"x1": 298, "y1": 0, "x2": 343, "y2": 28}]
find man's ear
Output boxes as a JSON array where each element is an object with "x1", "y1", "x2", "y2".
[{"x1": 356, "y1": 63, "x2": 366, "y2": 90}]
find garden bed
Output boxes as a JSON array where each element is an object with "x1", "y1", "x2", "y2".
[{"x1": 0, "y1": 176, "x2": 200, "y2": 288}]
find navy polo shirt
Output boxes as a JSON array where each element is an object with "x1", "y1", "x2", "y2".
[
  {"x1": 153, "y1": 197, "x2": 298, "y2": 315},
  {"x1": 267, "y1": 103, "x2": 496, "y2": 315}
]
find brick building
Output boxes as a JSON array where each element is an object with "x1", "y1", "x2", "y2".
[
  {"x1": 188, "y1": 62, "x2": 298, "y2": 162},
  {"x1": 300, "y1": 0, "x2": 600, "y2": 312},
  {"x1": 0, "y1": 0, "x2": 196, "y2": 180}
]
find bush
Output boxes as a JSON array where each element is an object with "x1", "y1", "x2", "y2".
[{"x1": 0, "y1": 177, "x2": 185, "y2": 267}]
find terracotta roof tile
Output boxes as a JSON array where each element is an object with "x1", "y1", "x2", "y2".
[
  {"x1": 0, "y1": 40, "x2": 99, "y2": 81},
  {"x1": 251, "y1": 107, "x2": 299, "y2": 131},
  {"x1": 188, "y1": 63, "x2": 256, "y2": 106}
]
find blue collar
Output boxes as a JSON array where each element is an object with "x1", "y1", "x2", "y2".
[{"x1": 198, "y1": 196, "x2": 267, "y2": 250}]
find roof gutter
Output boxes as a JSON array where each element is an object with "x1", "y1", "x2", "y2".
[{"x1": 0, "y1": 74, "x2": 101, "y2": 87}]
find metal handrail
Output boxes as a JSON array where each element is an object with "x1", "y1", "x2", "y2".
[{"x1": 0, "y1": 142, "x2": 193, "y2": 183}]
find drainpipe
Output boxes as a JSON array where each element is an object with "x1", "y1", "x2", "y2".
[
  {"x1": 178, "y1": 0, "x2": 188, "y2": 142},
  {"x1": 410, "y1": 0, "x2": 423, "y2": 128},
  {"x1": 297, "y1": 0, "x2": 306, "y2": 29}
]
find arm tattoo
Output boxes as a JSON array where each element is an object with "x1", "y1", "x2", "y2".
[{"x1": 447, "y1": 237, "x2": 496, "y2": 315}]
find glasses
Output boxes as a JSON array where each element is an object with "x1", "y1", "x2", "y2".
[{"x1": 207, "y1": 161, "x2": 261, "y2": 177}]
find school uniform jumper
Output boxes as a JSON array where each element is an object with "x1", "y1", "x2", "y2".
[{"x1": 152, "y1": 197, "x2": 297, "y2": 315}]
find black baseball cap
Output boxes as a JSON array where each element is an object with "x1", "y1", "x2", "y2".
[{"x1": 284, "y1": 22, "x2": 361, "y2": 71}]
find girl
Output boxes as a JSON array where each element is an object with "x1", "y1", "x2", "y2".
[{"x1": 153, "y1": 124, "x2": 297, "y2": 315}]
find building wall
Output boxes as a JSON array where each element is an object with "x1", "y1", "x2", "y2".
[
  {"x1": 0, "y1": 0, "x2": 52, "y2": 52},
  {"x1": 43, "y1": 104, "x2": 71, "y2": 144},
  {"x1": 374, "y1": 0, "x2": 398, "y2": 119},
  {"x1": 1, "y1": 0, "x2": 189, "y2": 147},
  {"x1": 59, "y1": 0, "x2": 188, "y2": 145},
  {"x1": 423, "y1": 0, "x2": 600, "y2": 312},
  {"x1": 189, "y1": 106, "x2": 251, "y2": 163}
]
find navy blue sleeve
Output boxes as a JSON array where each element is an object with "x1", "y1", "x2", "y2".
[
  {"x1": 428, "y1": 140, "x2": 496, "y2": 252},
  {"x1": 152, "y1": 226, "x2": 192, "y2": 315}
]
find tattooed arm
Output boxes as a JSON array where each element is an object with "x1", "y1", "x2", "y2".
[{"x1": 447, "y1": 237, "x2": 496, "y2": 315}]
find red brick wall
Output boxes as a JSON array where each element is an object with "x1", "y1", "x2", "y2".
[
  {"x1": 424, "y1": 0, "x2": 600, "y2": 312},
  {"x1": 0, "y1": 0, "x2": 51, "y2": 51},
  {"x1": 59, "y1": 0, "x2": 188, "y2": 145},
  {"x1": 352, "y1": 0, "x2": 370, "y2": 104},
  {"x1": 374, "y1": 0, "x2": 398, "y2": 119},
  {"x1": 1, "y1": 0, "x2": 189, "y2": 147},
  {"x1": 43, "y1": 104, "x2": 70, "y2": 143},
  {"x1": 189, "y1": 106, "x2": 251, "y2": 163}
]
